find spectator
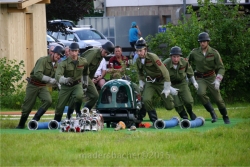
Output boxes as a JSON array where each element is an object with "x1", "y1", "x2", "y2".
[
  {"x1": 58, "y1": 46, "x2": 69, "y2": 63},
  {"x1": 108, "y1": 46, "x2": 129, "y2": 79},
  {"x1": 93, "y1": 58, "x2": 107, "y2": 89}
]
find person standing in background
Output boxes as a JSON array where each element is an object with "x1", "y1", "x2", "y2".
[{"x1": 129, "y1": 22, "x2": 141, "y2": 63}]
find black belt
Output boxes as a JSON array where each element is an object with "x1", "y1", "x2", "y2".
[
  {"x1": 27, "y1": 78, "x2": 46, "y2": 87},
  {"x1": 195, "y1": 71, "x2": 215, "y2": 78},
  {"x1": 64, "y1": 79, "x2": 81, "y2": 87},
  {"x1": 146, "y1": 75, "x2": 163, "y2": 82},
  {"x1": 171, "y1": 80, "x2": 182, "y2": 85}
]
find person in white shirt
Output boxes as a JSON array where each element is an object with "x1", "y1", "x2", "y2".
[{"x1": 92, "y1": 58, "x2": 107, "y2": 88}]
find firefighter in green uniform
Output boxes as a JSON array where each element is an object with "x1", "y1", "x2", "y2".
[
  {"x1": 163, "y1": 46, "x2": 198, "y2": 120},
  {"x1": 53, "y1": 43, "x2": 89, "y2": 122},
  {"x1": 135, "y1": 38, "x2": 174, "y2": 125},
  {"x1": 80, "y1": 41, "x2": 114, "y2": 110},
  {"x1": 16, "y1": 46, "x2": 64, "y2": 129},
  {"x1": 187, "y1": 32, "x2": 230, "y2": 124}
]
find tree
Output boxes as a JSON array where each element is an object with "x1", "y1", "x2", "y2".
[
  {"x1": 46, "y1": 0, "x2": 93, "y2": 33},
  {"x1": 146, "y1": 0, "x2": 250, "y2": 102}
]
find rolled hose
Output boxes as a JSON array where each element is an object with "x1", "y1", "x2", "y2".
[
  {"x1": 27, "y1": 120, "x2": 49, "y2": 130},
  {"x1": 180, "y1": 117, "x2": 205, "y2": 129},
  {"x1": 48, "y1": 120, "x2": 60, "y2": 129},
  {"x1": 154, "y1": 117, "x2": 180, "y2": 129}
]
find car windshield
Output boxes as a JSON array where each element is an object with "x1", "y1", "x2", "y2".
[
  {"x1": 75, "y1": 30, "x2": 105, "y2": 40},
  {"x1": 47, "y1": 35, "x2": 56, "y2": 42}
]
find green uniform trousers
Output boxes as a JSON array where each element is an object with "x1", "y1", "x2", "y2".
[
  {"x1": 55, "y1": 84, "x2": 83, "y2": 115},
  {"x1": 143, "y1": 82, "x2": 174, "y2": 111},
  {"x1": 171, "y1": 81, "x2": 194, "y2": 113},
  {"x1": 84, "y1": 76, "x2": 99, "y2": 109},
  {"x1": 21, "y1": 83, "x2": 52, "y2": 117},
  {"x1": 197, "y1": 75, "x2": 225, "y2": 109}
]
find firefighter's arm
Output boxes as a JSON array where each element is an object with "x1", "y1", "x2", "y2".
[{"x1": 152, "y1": 56, "x2": 170, "y2": 82}]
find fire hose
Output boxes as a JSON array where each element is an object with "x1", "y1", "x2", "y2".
[
  {"x1": 180, "y1": 117, "x2": 205, "y2": 129},
  {"x1": 27, "y1": 120, "x2": 49, "y2": 130},
  {"x1": 48, "y1": 120, "x2": 60, "y2": 129},
  {"x1": 154, "y1": 117, "x2": 180, "y2": 129}
]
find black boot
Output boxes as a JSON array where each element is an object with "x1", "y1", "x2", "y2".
[
  {"x1": 219, "y1": 108, "x2": 230, "y2": 124},
  {"x1": 178, "y1": 110, "x2": 189, "y2": 119},
  {"x1": 138, "y1": 104, "x2": 147, "y2": 121},
  {"x1": 148, "y1": 110, "x2": 158, "y2": 125},
  {"x1": 54, "y1": 114, "x2": 63, "y2": 122},
  {"x1": 32, "y1": 108, "x2": 46, "y2": 121},
  {"x1": 186, "y1": 109, "x2": 197, "y2": 120},
  {"x1": 16, "y1": 115, "x2": 28, "y2": 129},
  {"x1": 203, "y1": 102, "x2": 217, "y2": 123},
  {"x1": 75, "y1": 102, "x2": 82, "y2": 118},
  {"x1": 66, "y1": 108, "x2": 74, "y2": 119}
]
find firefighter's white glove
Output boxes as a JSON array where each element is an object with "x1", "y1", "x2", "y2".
[
  {"x1": 49, "y1": 78, "x2": 57, "y2": 85},
  {"x1": 139, "y1": 80, "x2": 145, "y2": 91},
  {"x1": 161, "y1": 82, "x2": 171, "y2": 98},
  {"x1": 190, "y1": 76, "x2": 199, "y2": 90},
  {"x1": 57, "y1": 83, "x2": 61, "y2": 90},
  {"x1": 212, "y1": 74, "x2": 223, "y2": 90},
  {"x1": 81, "y1": 75, "x2": 88, "y2": 88},
  {"x1": 42, "y1": 75, "x2": 52, "y2": 83},
  {"x1": 59, "y1": 76, "x2": 74, "y2": 85},
  {"x1": 170, "y1": 86, "x2": 179, "y2": 96}
]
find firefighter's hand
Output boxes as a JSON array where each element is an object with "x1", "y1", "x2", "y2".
[
  {"x1": 139, "y1": 80, "x2": 145, "y2": 91},
  {"x1": 59, "y1": 76, "x2": 73, "y2": 85},
  {"x1": 212, "y1": 74, "x2": 223, "y2": 90},
  {"x1": 170, "y1": 86, "x2": 179, "y2": 96},
  {"x1": 161, "y1": 82, "x2": 171, "y2": 98},
  {"x1": 82, "y1": 75, "x2": 88, "y2": 88},
  {"x1": 49, "y1": 78, "x2": 57, "y2": 85},
  {"x1": 190, "y1": 76, "x2": 198, "y2": 90}
]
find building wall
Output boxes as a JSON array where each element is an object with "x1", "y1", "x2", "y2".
[
  {"x1": 106, "y1": 5, "x2": 182, "y2": 25},
  {"x1": 0, "y1": 4, "x2": 47, "y2": 80}
]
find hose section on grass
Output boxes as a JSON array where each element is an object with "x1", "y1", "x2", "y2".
[
  {"x1": 180, "y1": 117, "x2": 205, "y2": 129},
  {"x1": 154, "y1": 117, "x2": 180, "y2": 129}
]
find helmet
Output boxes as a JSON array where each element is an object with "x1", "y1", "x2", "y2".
[
  {"x1": 52, "y1": 45, "x2": 65, "y2": 57},
  {"x1": 170, "y1": 46, "x2": 182, "y2": 56},
  {"x1": 135, "y1": 38, "x2": 147, "y2": 50},
  {"x1": 198, "y1": 32, "x2": 210, "y2": 42},
  {"x1": 69, "y1": 42, "x2": 79, "y2": 50},
  {"x1": 102, "y1": 41, "x2": 114, "y2": 54}
]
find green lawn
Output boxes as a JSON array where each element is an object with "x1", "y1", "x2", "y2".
[{"x1": 1, "y1": 103, "x2": 250, "y2": 166}]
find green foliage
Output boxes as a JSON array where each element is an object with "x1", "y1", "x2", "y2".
[
  {"x1": 146, "y1": 0, "x2": 250, "y2": 102},
  {"x1": 0, "y1": 57, "x2": 26, "y2": 97},
  {"x1": 1, "y1": 90, "x2": 59, "y2": 110}
]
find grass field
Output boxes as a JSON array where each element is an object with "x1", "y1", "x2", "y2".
[{"x1": 1, "y1": 103, "x2": 250, "y2": 166}]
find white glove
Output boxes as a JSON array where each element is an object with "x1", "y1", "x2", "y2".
[
  {"x1": 59, "y1": 76, "x2": 74, "y2": 85},
  {"x1": 41, "y1": 75, "x2": 52, "y2": 83},
  {"x1": 57, "y1": 83, "x2": 61, "y2": 90},
  {"x1": 190, "y1": 76, "x2": 199, "y2": 90},
  {"x1": 49, "y1": 78, "x2": 57, "y2": 85},
  {"x1": 139, "y1": 80, "x2": 145, "y2": 91},
  {"x1": 170, "y1": 86, "x2": 179, "y2": 96},
  {"x1": 161, "y1": 82, "x2": 171, "y2": 98},
  {"x1": 81, "y1": 75, "x2": 88, "y2": 88},
  {"x1": 212, "y1": 74, "x2": 223, "y2": 90}
]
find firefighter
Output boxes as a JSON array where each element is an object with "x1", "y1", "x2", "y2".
[
  {"x1": 163, "y1": 46, "x2": 198, "y2": 120},
  {"x1": 135, "y1": 37, "x2": 174, "y2": 125},
  {"x1": 187, "y1": 32, "x2": 230, "y2": 124},
  {"x1": 80, "y1": 41, "x2": 114, "y2": 110},
  {"x1": 53, "y1": 42, "x2": 89, "y2": 122},
  {"x1": 16, "y1": 45, "x2": 64, "y2": 129}
]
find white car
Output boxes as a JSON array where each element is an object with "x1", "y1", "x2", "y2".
[{"x1": 51, "y1": 27, "x2": 114, "y2": 54}]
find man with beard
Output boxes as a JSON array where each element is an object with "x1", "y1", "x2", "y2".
[{"x1": 187, "y1": 32, "x2": 230, "y2": 124}]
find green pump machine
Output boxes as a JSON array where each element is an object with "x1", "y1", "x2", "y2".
[{"x1": 96, "y1": 79, "x2": 144, "y2": 128}]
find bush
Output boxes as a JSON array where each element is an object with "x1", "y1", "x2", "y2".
[
  {"x1": 146, "y1": 0, "x2": 250, "y2": 103},
  {"x1": 0, "y1": 57, "x2": 26, "y2": 97}
]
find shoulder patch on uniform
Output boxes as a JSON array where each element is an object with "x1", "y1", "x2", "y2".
[{"x1": 156, "y1": 60, "x2": 162, "y2": 66}]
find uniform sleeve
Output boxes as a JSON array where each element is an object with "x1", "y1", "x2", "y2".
[
  {"x1": 184, "y1": 58, "x2": 194, "y2": 78},
  {"x1": 136, "y1": 59, "x2": 145, "y2": 81},
  {"x1": 80, "y1": 49, "x2": 95, "y2": 66},
  {"x1": 33, "y1": 58, "x2": 46, "y2": 81},
  {"x1": 82, "y1": 58, "x2": 89, "y2": 76},
  {"x1": 187, "y1": 50, "x2": 194, "y2": 63},
  {"x1": 151, "y1": 55, "x2": 170, "y2": 82},
  {"x1": 55, "y1": 62, "x2": 65, "y2": 82},
  {"x1": 214, "y1": 50, "x2": 225, "y2": 76}
]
